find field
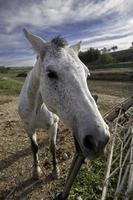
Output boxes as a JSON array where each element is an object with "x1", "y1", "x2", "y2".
[
  {"x1": 89, "y1": 62, "x2": 133, "y2": 81},
  {"x1": 0, "y1": 67, "x2": 133, "y2": 200}
]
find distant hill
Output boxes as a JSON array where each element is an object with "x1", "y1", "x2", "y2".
[
  {"x1": 111, "y1": 49, "x2": 133, "y2": 62},
  {"x1": 79, "y1": 48, "x2": 133, "y2": 66},
  {"x1": 0, "y1": 66, "x2": 33, "y2": 70}
]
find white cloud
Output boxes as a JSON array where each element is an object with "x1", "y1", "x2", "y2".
[
  {"x1": 0, "y1": 32, "x2": 22, "y2": 48},
  {"x1": 82, "y1": 34, "x2": 133, "y2": 51},
  {"x1": 0, "y1": 53, "x2": 35, "y2": 67},
  {"x1": 0, "y1": 0, "x2": 133, "y2": 66},
  {"x1": 1, "y1": 0, "x2": 132, "y2": 33}
]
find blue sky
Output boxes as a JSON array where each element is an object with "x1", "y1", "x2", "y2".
[{"x1": 0, "y1": 0, "x2": 133, "y2": 66}]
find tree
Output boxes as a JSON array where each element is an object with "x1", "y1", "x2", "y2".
[
  {"x1": 79, "y1": 48, "x2": 100, "y2": 64},
  {"x1": 101, "y1": 47, "x2": 108, "y2": 54},
  {"x1": 129, "y1": 42, "x2": 133, "y2": 49},
  {"x1": 111, "y1": 46, "x2": 118, "y2": 52}
]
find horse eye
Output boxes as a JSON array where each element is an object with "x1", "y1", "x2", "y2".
[{"x1": 47, "y1": 70, "x2": 58, "y2": 79}]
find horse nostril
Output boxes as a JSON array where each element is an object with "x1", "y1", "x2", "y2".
[{"x1": 83, "y1": 135, "x2": 97, "y2": 152}]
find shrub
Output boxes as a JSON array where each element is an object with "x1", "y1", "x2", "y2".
[
  {"x1": 98, "y1": 53, "x2": 115, "y2": 64},
  {"x1": 0, "y1": 66, "x2": 10, "y2": 73},
  {"x1": 16, "y1": 71, "x2": 27, "y2": 77}
]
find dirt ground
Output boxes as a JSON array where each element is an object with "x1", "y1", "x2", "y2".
[{"x1": 0, "y1": 91, "x2": 126, "y2": 200}]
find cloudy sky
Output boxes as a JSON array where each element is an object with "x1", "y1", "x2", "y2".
[{"x1": 0, "y1": 0, "x2": 133, "y2": 66}]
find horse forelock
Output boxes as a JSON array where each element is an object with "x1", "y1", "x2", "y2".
[{"x1": 51, "y1": 36, "x2": 67, "y2": 48}]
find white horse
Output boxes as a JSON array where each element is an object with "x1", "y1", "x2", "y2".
[{"x1": 18, "y1": 29, "x2": 110, "y2": 199}]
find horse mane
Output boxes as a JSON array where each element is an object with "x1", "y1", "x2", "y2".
[{"x1": 51, "y1": 36, "x2": 67, "y2": 48}]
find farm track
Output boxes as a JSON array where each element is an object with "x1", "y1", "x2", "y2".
[{"x1": 0, "y1": 94, "x2": 126, "y2": 200}]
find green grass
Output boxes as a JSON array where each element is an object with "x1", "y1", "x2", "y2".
[
  {"x1": 0, "y1": 78, "x2": 23, "y2": 94},
  {"x1": 68, "y1": 126, "x2": 131, "y2": 200},
  {"x1": 69, "y1": 158, "x2": 106, "y2": 200}
]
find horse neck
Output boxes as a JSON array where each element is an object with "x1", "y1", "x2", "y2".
[{"x1": 27, "y1": 60, "x2": 41, "y2": 106}]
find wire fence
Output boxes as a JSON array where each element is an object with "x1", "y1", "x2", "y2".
[{"x1": 101, "y1": 96, "x2": 133, "y2": 200}]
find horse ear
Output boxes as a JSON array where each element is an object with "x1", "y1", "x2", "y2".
[
  {"x1": 23, "y1": 28, "x2": 47, "y2": 54},
  {"x1": 70, "y1": 41, "x2": 81, "y2": 54}
]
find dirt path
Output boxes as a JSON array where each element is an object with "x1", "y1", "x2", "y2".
[{"x1": 0, "y1": 94, "x2": 124, "y2": 200}]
